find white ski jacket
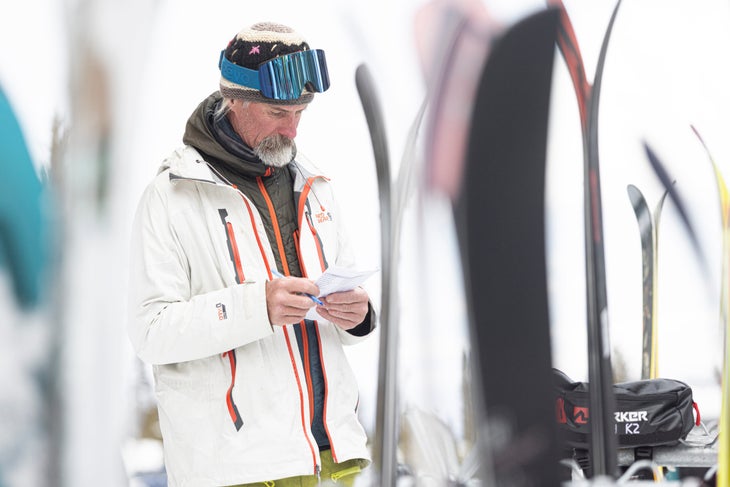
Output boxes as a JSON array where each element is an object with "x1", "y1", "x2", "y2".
[{"x1": 128, "y1": 146, "x2": 372, "y2": 486}]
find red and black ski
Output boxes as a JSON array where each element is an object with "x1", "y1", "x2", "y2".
[{"x1": 550, "y1": 0, "x2": 624, "y2": 477}]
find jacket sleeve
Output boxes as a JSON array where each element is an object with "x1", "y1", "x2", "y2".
[{"x1": 128, "y1": 178, "x2": 274, "y2": 365}]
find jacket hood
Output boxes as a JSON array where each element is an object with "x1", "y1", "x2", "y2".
[{"x1": 182, "y1": 91, "x2": 268, "y2": 178}]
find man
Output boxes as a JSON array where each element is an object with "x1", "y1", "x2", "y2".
[{"x1": 129, "y1": 22, "x2": 374, "y2": 486}]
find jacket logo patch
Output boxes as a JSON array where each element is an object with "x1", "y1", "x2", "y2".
[
  {"x1": 216, "y1": 303, "x2": 228, "y2": 321},
  {"x1": 315, "y1": 211, "x2": 333, "y2": 224}
]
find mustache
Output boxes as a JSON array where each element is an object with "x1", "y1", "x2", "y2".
[{"x1": 258, "y1": 134, "x2": 294, "y2": 151}]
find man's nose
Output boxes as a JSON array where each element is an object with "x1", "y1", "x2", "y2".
[{"x1": 278, "y1": 116, "x2": 299, "y2": 139}]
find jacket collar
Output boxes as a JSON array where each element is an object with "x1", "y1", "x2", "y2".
[{"x1": 163, "y1": 146, "x2": 219, "y2": 184}]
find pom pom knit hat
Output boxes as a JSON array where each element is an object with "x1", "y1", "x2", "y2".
[{"x1": 219, "y1": 22, "x2": 316, "y2": 105}]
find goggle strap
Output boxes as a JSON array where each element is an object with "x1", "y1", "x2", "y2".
[{"x1": 219, "y1": 51, "x2": 261, "y2": 90}]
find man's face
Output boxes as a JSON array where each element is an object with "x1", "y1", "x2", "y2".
[{"x1": 228, "y1": 100, "x2": 308, "y2": 167}]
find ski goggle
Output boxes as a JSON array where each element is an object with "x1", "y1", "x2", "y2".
[{"x1": 219, "y1": 49, "x2": 330, "y2": 101}]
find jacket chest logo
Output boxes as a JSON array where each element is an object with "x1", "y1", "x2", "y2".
[
  {"x1": 216, "y1": 302, "x2": 228, "y2": 320},
  {"x1": 314, "y1": 211, "x2": 333, "y2": 224}
]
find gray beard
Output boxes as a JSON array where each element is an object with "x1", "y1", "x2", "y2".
[{"x1": 255, "y1": 134, "x2": 297, "y2": 168}]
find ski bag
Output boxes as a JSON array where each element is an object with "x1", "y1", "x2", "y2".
[{"x1": 553, "y1": 369, "x2": 699, "y2": 449}]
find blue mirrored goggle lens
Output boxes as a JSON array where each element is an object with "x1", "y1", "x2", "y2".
[
  {"x1": 258, "y1": 49, "x2": 330, "y2": 100},
  {"x1": 219, "y1": 49, "x2": 330, "y2": 101}
]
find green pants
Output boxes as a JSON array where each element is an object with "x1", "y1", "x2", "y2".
[{"x1": 230, "y1": 449, "x2": 365, "y2": 487}]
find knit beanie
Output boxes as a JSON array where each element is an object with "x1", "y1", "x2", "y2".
[{"x1": 219, "y1": 22, "x2": 315, "y2": 105}]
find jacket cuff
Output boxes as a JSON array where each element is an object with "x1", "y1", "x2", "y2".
[{"x1": 346, "y1": 302, "x2": 374, "y2": 337}]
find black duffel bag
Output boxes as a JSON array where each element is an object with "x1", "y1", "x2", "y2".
[{"x1": 553, "y1": 368, "x2": 699, "y2": 449}]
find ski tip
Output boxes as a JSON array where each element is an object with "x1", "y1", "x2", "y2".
[
  {"x1": 355, "y1": 63, "x2": 373, "y2": 87},
  {"x1": 626, "y1": 183, "x2": 645, "y2": 205}
]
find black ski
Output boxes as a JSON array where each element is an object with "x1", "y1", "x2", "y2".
[
  {"x1": 642, "y1": 142, "x2": 709, "y2": 276},
  {"x1": 355, "y1": 63, "x2": 396, "y2": 487},
  {"x1": 626, "y1": 184, "x2": 668, "y2": 380},
  {"x1": 454, "y1": 8, "x2": 562, "y2": 485},
  {"x1": 550, "y1": 0, "x2": 623, "y2": 477}
]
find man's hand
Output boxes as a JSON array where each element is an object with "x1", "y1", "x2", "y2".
[
  {"x1": 316, "y1": 287, "x2": 369, "y2": 331},
  {"x1": 266, "y1": 275, "x2": 319, "y2": 326}
]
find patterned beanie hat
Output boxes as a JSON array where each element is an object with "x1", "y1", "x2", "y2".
[{"x1": 220, "y1": 22, "x2": 315, "y2": 105}]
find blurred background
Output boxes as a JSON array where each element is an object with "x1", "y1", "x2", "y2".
[{"x1": 1, "y1": 0, "x2": 729, "y2": 485}]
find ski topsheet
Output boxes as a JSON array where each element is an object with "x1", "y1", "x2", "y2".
[
  {"x1": 626, "y1": 183, "x2": 672, "y2": 482},
  {"x1": 355, "y1": 63, "x2": 397, "y2": 487},
  {"x1": 407, "y1": 1, "x2": 497, "y2": 483},
  {"x1": 0, "y1": 85, "x2": 50, "y2": 308},
  {"x1": 0, "y1": 82, "x2": 54, "y2": 487},
  {"x1": 626, "y1": 184, "x2": 669, "y2": 380},
  {"x1": 691, "y1": 125, "x2": 730, "y2": 487},
  {"x1": 454, "y1": 8, "x2": 562, "y2": 485},
  {"x1": 626, "y1": 185, "x2": 654, "y2": 380},
  {"x1": 550, "y1": 0, "x2": 623, "y2": 477}
]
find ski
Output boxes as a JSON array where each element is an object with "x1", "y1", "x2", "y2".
[
  {"x1": 626, "y1": 184, "x2": 669, "y2": 380},
  {"x1": 355, "y1": 63, "x2": 397, "y2": 487},
  {"x1": 650, "y1": 189, "x2": 669, "y2": 376},
  {"x1": 0, "y1": 85, "x2": 50, "y2": 308},
  {"x1": 642, "y1": 142, "x2": 709, "y2": 276},
  {"x1": 626, "y1": 183, "x2": 672, "y2": 482},
  {"x1": 550, "y1": 0, "x2": 623, "y2": 477},
  {"x1": 0, "y1": 82, "x2": 55, "y2": 487},
  {"x1": 453, "y1": 8, "x2": 562, "y2": 485},
  {"x1": 691, "y1": 125, "x2": 729, "y2": 487},
  {"x1": 626, "y1": 185, "x2": 654, "y2": 381},
  {"x1": 403, "y1": 2, "x2": 499, "y2": 484}
]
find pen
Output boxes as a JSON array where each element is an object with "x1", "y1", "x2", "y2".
[{"x1": 271, "y1": 269, "x2": 325, "y2": 306}]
